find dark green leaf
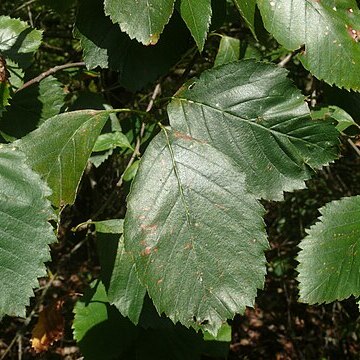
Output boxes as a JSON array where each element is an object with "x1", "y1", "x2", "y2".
[
  {"x1": 0, "y1": 76, "x2": 65, "y2": 138},
  {"x1": 75, "y1": 0, "x2": 191, "y2": 91},
  {"x1": 297, "y1": 196, "x2": 360, "y2": 304},
  {"x1": 73, "y1": 282, "x2": 227, "y2": 360},
  {"x1": 0, "y1": 145, "x2": 56, "y2": 318},
  {"x1": 214, "y1": 36, "x2": 240, "y2": 66},
  {"x1": 94, "y1": 219, "x2": 124, "y2": 234},
  {"x1": 73, "y1": 281, "x2": 138, "y2": 360},
  {"x1": 179, "y1": 0, "x2": 212, "y2": 51},
  {"x1": 123, "y1": 160, "x2": 140, "y2": 182},
  {"x1": 0, "y1": 82, "x2": 10, "y2": 113},
  {"x1": 232, "y1": 0, "x2": 257, "y2": 36},
  {"x1": 257, "y1": 0, "x2": 360, "y2": 90},
  {"x1": 93, "y1": 131, "x2": 132, "y2": 152},
  {"x1": 89, "y1": 149, "x2": 113, "y2": 168},
  {"x1": 16, "y1": 110, "x2": 110, "y2": 207},
  {"x1": 168, "y1": 60, "x2": 339, "y2": 200},
  {"x1": 124, "y1": 128, "x2": 268, "y2": 335},
  {"x1": 6, "y1": 59, "x2": 24, "y2": 91},
  {"x1": 104, "y1": 0, "x2": 175, "y2": 45},
  {"x1": 94, "y1": 219, "x2": 146, "y2": 324},
  {"x1": 0, "y1": 16, "x2": 42, "y2": 68},
  {"x1": 311, "y1": 105, "x2": 359, "y2": 132}
]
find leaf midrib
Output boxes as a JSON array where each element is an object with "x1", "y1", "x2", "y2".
[{"x1": 174, "y1": 97, "x2": 329, "y2": 152}]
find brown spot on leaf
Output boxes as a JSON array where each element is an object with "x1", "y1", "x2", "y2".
[
  {"x1": 157, "y1": 278, "x2": 163, "y2": 285},
  {"x1": 174, "y1": 131, "x2": 195, "y2": 141},
  {"x1": 346, "y1": 25, "x2": 360, "y2": 42},
  {"x1": 140, "y1": 224, "x2": 158, "y2": 234},
  {"x1": 141, "y1": 246, "x2": 153, "y2": 256},
  {"x1": 184, "y1": 243, "x2": 193, "y2": 250},
  {"x1": 31, "y1": 300, "x2": 65, "y2": 353}
]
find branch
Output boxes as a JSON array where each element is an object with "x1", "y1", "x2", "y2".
[{"x1": 16, "y1": 62, "x2": 86, "y2": 93}]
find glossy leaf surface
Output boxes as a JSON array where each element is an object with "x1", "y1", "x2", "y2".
[
  {"x1": 168, "y1": 60, "x2": 339, "y2": 200},
  {"x1": 125, "y1": 128, "x2": 268, "y2": 335},
  {"x1": 257, "y1": 0, "x2": 360, "y2": 90},
  {"x1": 104, "y1": 0, "x2": 175, "y2": 45}
]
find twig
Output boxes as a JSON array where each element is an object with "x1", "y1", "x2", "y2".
[
  {"x1": 91, "y1": 83, "x2": 161, "y2": 219},
  {"x1": 278, "y1": 53, "x2": 293, "y2": 67},
  {"x1": 348, "y1": 138, "x2": 360, "y2": 157},
  {"x1": 10, "y1": 0, "x2": 37, "y2": 14},
  {"x1": 116, "y1": 83, "x2": 161, "y2": 188},
  {"x1": 17, "y1": 336, "x2": 22, "y2": 360},
  {"x1": 16, "y1": 62, "x2": 85, "y2": 93},
  {"x1": 27, "y1": 5, "x2": 34, "y2": 27}
]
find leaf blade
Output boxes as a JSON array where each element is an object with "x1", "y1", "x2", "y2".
[
  {"x1": 16, "y1": 110, "x2": 110, "y2": 207},
  {"x1": 297, "y1": 196, "x2": 360, "y2": 304},
  {"x1": 94, "y1": 220, "x2": 146, "y2": 324},
  {"x1": 0, "y1": 16, "x2": 42, "y2": 68},
  {"x1": 232, "y1": 0, "x2": 257, "y2": 36},
  {"x1": 0, "y1": 146, "x2": 56, "y2": 318},
  {"x1": 214, "y1": 36, "x2": 240, "y2": 67},
  {"x1": 168, "y1": 60, "x2": 339, "y2": 200},
  {"x1": 180, "y1": 0, "x2": 212, "y2": 51},
  {"x1": 257, "y1": 0, "x2": 360, "y2": 90},
  {"x1": 104, "y1": 0, "x2": 175, "y2": 45},
  {"x1": 124, "y1": 129, "x2": 268, "y2": 335}
]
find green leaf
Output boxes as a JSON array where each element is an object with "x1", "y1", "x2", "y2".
[
  {"x1": 15, "y1": 110, "x2": 110, "y2": 207},
  {"x1": 104, "y1": 0, "x2": 175, "y2": 45},
  {"x1": 6, "y1": 59, "x2": 24, "y2": 90},
  {"x1": 0, "y1": 76, "x2": 65, "y2": 138},
  {"x1": 37, "y1": 76, "x2": 65, "y2": 125},
  {"x1": 89, "y1": 149, "x2": 113, "y2": 168},
  {"x1": 168, "y1": 60, "x2": 339, "y2": 200},
  {"x1": 0, "y1": 16, "x2": 42, "y2": 68},
  {"x1": 94, "y1": 219, "x2": 146, "y2": 324},
  {"x1": 214, "y1": 35, "x2": 240, "y2": 67},
  {"x1": 201, "y1": 322, "x2": 231, "y2": 358},
  {"x1": 0, "y1": 145, "x2": 56, "y2": 318},
  {"x1": 73, "y1": 282, "x2": 226, "y2": 360},
  {"x1": 123, "y1": 160, "x2": 140, "y2": 182},
  {"x1": 93, "y1": 131, "x2": 132, "y2": 152},
  {"x1": 297, "y1": 195, "x2": 360, "y2": 304},
  {"x1": 232, "y1": 0, "x2": 257, "y2": 36},
  {"x1": 73, "y1": 281, "x2": 138, "y2": 360},
  {"x1": 124, "y1": 128, "x2": 268, "y2": 335},
  {"x1": 94, "y1": 219, "x2": 124, "y2": 234},
  {"x1": 311, "y1": 105, "x2": 359, "y2": 132},
  {"x1": 0, "y1": 81, "x2": 10, "y2": 113},
  {"x1": 203, "y1": 323, "x2": 231, "y2": 342},
  {"x1": 179, "y1": 0, "x2": 212, "y2": 51},
  {"x1": 75, "y1": 0, "x2": 191, "y2": 91},
  {"x1": 257, "y1": 0, "x2": 360, "y2": 90}
]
